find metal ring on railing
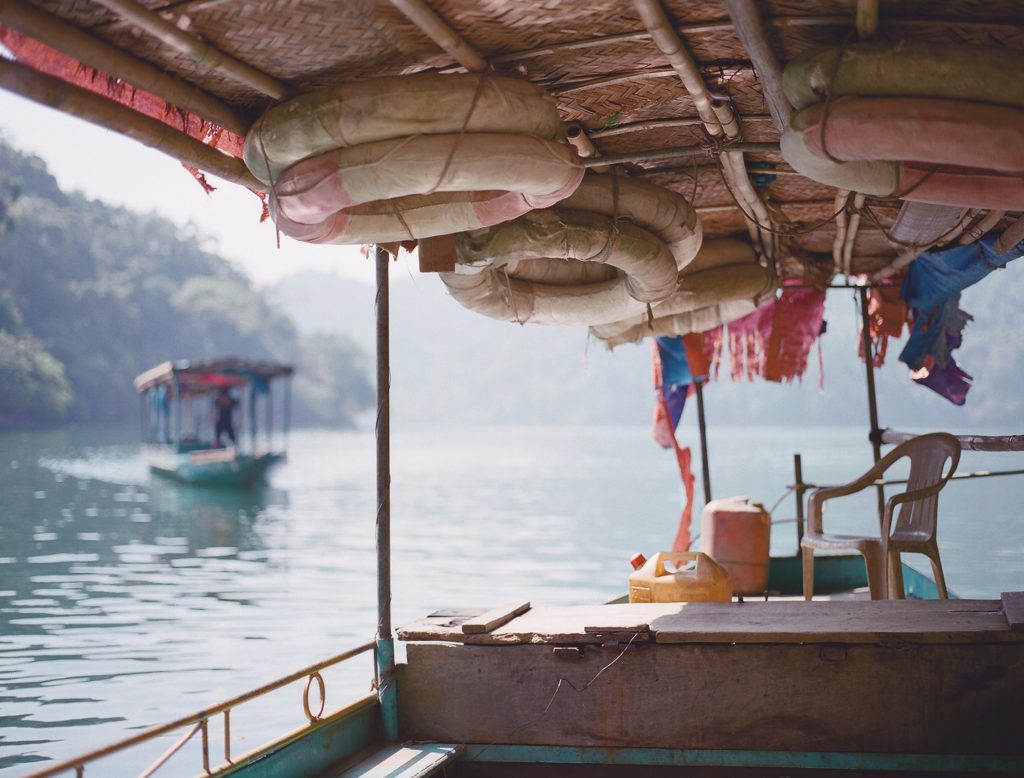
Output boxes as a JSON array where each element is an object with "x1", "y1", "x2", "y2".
[{"x1": 303, "y1": 672, "x2": 326, "y2": 722}]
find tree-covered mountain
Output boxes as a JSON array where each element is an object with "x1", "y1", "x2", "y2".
[
  {"x1": 0, "y1": 137, "x2": 373, "y2": 429},
  {"x1": 271, "y1": 255, "x2": 1024, "y2": 432}
]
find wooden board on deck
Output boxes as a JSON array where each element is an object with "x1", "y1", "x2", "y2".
[
  {"x1": 399, "y1": 600, "x2": 1018, "y2": 646},
  {"x1": 651, "y1": 599, "x2": 1014, "y2": 644},
  {"x1": 462, "y1": 602, "x2": 531, "y2": 634},
  {"x1": 1003, "y1": 592, "x2": 1024, "y2": 632}
]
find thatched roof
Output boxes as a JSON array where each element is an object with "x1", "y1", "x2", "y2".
[{"x1": 3, "y1": 0, "x2": 1023, "y2": 276}]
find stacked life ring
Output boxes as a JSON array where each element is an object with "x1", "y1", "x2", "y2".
[
  {"x1": 781, "y1": 42, "x2": 1024, "y2": 210},
  {"x1": 438, "y1": 173, "x2": 702, "y2": 326},
  {"x1": 589, "y1": 238, "x2": 777, "y2": 348},
  {"x1": 243, "y1": 73, "x2": 585, "y2": 244}
]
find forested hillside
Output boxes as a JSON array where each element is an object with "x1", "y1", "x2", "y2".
[
  {"x1": 0, "y1": 137, "x2": 373, "y2": 429},
  {"x1": 272, "y1": 257, "x2": 1024, "y2": 431}
]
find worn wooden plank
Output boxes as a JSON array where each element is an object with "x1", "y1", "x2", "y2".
[
  {"x1": 652, "y1": 600, "x2": 1015, "y2": 645},
  {"x1": 1002, "y1": 592, "x2": 1024, "y2": 633},
  {"x1": 329, "y1": 743, "x2": 463, "y2": 777},
  {"x1": 399, "y1": 600, "x2": 1011, "y2": 646},
  {"x1": 462, "y1": 602, "x2": 531, "y2": 634},
  {"x1": 398, "y1": 641, "x2": 1024, "y2": 755}
]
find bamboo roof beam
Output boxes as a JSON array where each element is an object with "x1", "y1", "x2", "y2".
[
  {"x1": 959, "y1": 210, "x2": 1006, "y2": 245},
  {"x1": 723, "y1": 0, "x2": 792, "y2": 132},
  {"x1": 0, "y1": 0, "x2": 249, "y2": 135},
  {"x1": 583, "y1": 141, "x2": 778, "y2": 168},
  {"x1": 590, "y1": 115, "x2": 772, "y2": 139},
  {"x1": 857, "y1": 0, "x2": 880, "y2": 38},
  {"x1": 995, "y1": 214, "x2": 1024, "y2": 254},
  {"x1": 0, "y1": 58, "x2": 265, "y2": 191},
  {"x1": 632, "y1": 0, "x2": 774, "y2": 255},
  {"x1": 89, "y1": 0, "x2": 291, "y2": 101},
  {"x1": 388, "y1": 0, "x2": 486, "y2": 72},
  {"x1": 491, "y1": 17, "x2": 1023, "y2": 65}
]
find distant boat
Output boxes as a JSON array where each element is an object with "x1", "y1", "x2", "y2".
[{"x1": 133, "y1": 358, "x2": 293, "y2": 488}]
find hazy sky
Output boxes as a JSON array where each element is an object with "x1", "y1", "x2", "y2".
[{"x1": 0, "y1": 90, "x2": 393, "y2": 285}]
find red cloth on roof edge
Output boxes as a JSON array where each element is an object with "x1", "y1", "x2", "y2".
[
  {"x1": 0, "y1": 26, "x2": 245, "y2": 167},
  {"x1": 702, "y1": 284, "x2": 826, "y2": 385},
  {"x1": 858, "y1": 285, "x2": 907, "y2": 368}
]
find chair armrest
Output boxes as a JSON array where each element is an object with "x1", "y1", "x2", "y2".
[
  {"x1": 805, "y1": 462, "x2": 889, "y2": 535},
  {"x1": 880, "y1": 480, "x2": 948, "y2": 538}
]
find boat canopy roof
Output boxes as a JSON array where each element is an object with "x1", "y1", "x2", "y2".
[{"x1": 133, "y1": 358, "x2": 293, "y2": 394}]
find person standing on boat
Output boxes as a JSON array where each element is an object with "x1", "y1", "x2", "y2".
[{"x1": 213, "y1": 387, "x2": 238, "y2": 448}]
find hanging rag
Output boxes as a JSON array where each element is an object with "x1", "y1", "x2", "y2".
[
  {"x1": 652, "y1": 334, "x2": 708, "y2": 552},
  {"x1": 899, "y1": 234, "x2": 1023, "y2": 403}
]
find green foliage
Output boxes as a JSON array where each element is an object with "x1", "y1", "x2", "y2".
[
  {"x1": 0, "y1": 331, "x2": 72, "y2": 425},
  {"x1": 292, "y1": 332, "x2": 375, "y2": 426},
  {"x1": 0, "y1": 138, "x2": 372, "y2": 429}
]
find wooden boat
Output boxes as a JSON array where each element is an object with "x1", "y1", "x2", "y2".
[
  {"x1": 133, "y1": 358, "x2": 293, "y2": 488},
  {"x1": 6, "y1": 0, "x2": 1024, "y2": 775}
]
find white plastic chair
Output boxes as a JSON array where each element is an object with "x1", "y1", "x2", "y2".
[{"x1": 801, "y1": 432, "x2": 961, "y2": 600}]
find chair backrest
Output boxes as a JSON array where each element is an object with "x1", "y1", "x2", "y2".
[{"x1": 889, "y1": 432, "x2": 961, "y2": 540}]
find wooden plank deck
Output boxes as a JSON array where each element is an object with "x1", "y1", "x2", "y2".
[
  {"x1": 396, "y1": 596, "x2": 1024, "y2": 758},
  {"x1": 398, "y1": 599, "x2": 1020, "y2": 645}
]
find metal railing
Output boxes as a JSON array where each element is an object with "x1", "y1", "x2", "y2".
[{"x1": 25, "y1": 640, "x2": 376, "y2": 778}]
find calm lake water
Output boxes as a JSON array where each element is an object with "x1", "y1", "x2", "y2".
[{"x1": 1, "y1": 423, "x2": 1022, "y2": 775}]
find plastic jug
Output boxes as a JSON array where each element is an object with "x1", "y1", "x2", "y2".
[
  {"x1": 700, "y1": 496, "x2": 770, "y2": 595},
  {"x1": 628, "y1": 551, "x2": 732, "y2": 603}
]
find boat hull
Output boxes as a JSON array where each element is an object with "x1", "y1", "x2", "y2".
[{"x1": 145, "y1": 446, "x2": 283, "y2": 488}]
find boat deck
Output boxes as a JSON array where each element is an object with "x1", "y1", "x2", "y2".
[{"x1": 390, "y1": 596, "x2": 1024, "y2": 773}]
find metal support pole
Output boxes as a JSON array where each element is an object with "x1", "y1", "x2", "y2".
[
  {"x1": 266, "y1": 383, "x2": 273, "y2": 453},
  {"x1": 793, "y1": 453, "x2": 805, "y2": 547},
  {"x1": 694, "y1": 379, "x2": 712, "y2": 505},
  {"x1": 858, "y1": 286, "x2": 886, "y2": 526},
  {"x1": 374, "y1": 245, "x2": 398, "y2": 742}
]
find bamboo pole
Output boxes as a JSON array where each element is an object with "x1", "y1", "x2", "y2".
[
  {"x1": 881, "y1": 429, "x2": 1024, "y2": 452},
  {"x1": 583, "y1": 141, "x2": 779, "y2": 168},
  {"x1": 0, "y1": 59, "x2": 266, "y2": 191},
  {"x1": 388, "y1": 0, "x2": 486, "y2": 72},
  {"x1": 89, "y1": 0, "x2": 291, "y2": 100},
  {"x1": 995, "y1": 214, "x2": 1024, "y2": 255},
  {"x1": 632, "y1": 0, "x2": 774, "y2": 255},
  {"x1": 832, "y1": 190, "x2": 850, "y2": 272},
  {"x1": 632, "y1": 0, "x2": 728, "y2": 135},
  {"x1": 842, "y1": 193, "x2": 866, "y2": 275},
  {"x1": 0, "y1": 0, "x2": 249, "y2": 135},
  {"x1": 723, "y1": 0, "x2": 793, "y2": 132},
  {"x1": 856, "y1": 0, "x2": 880, "y2": 38},
  {"x1": 958, "y1": 210, "x2": 1005, "y2": 245},
  {"x1": 590, "y1": 115, "x2": 773, "y2": 139}
]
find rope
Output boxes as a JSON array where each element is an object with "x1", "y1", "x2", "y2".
[
  {"x1": 425, "y1": 68, "x2": 491, "y2": 196},
  {"x1": 254, "y1": 116, "x2": 283, "y2": 249}
]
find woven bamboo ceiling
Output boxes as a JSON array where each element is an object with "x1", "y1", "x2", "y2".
[{"x1": 3, "y1": 0, "x2": 1024, "y2": 277}]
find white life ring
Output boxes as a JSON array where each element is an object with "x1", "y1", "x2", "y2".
[
  {"x1": 436, "y1": 174, "x2": 700, "y2": 326},
  {"x1": 782, "y1": 42, "x2": 1024, "y2": 209},
  {"x1": 591, "y1": 299, "x2": 760, "y2": 349},
  {"x1": 245, "y1": 73, "x2": 566, "y2": 183},
  {"x1": 588, "y1": 238, "x2": 776, "y2": 346},
  {"x1": 270, "y1": 133, "x2": 584, "y2": 244},
  {"x1": 243, "y1": 73, "x2": 584, "y2": 245},
  {"x1": 441, "y1": 207, "x2": 679, "y2": 326}
]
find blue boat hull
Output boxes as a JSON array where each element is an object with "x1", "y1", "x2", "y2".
[{"x1": 145, "y1": 446, "x2": 283, "y2": 488}]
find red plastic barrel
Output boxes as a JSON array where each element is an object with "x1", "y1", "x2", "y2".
[{"x1": 699, "y1": 497, "x2": 770, "y2": 595}]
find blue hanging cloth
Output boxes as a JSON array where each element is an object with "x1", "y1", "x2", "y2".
[{"x1": 899, "y1": 235, "x2": 1023, "y2": 404}]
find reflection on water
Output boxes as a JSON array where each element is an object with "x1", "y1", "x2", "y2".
[{"x1": 0, "y1": 423, "x2": 1022, "y2": 773}]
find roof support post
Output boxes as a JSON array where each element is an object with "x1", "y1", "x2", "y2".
[{"x1": 374, "y1": 244, "x2": 398, "y2": 742}]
